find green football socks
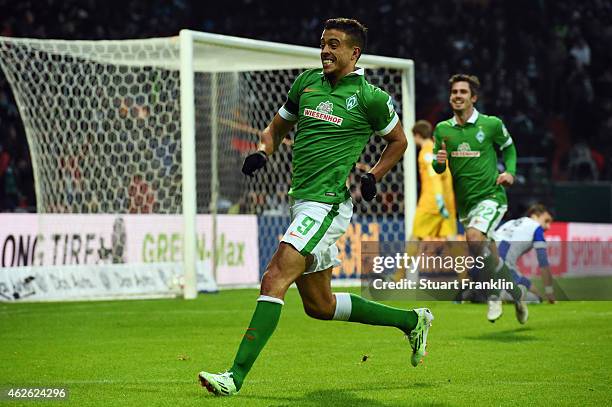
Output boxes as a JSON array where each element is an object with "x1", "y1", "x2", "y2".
[
  {"x1": 334, "y1": 292, "x2": 418, "y2": 334},
  {"x1": 228, "y1": 293, "x2": 419, "y2": 391},
  {"x1": 229, "y1": 296, "x2": 283, "y2": 390},
  {"x1": 483, "y1": 253, "x2": 522, "y2": 301}
]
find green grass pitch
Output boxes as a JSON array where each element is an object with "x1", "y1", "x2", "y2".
[{"x1": 1, "y1": 289, "x2": 610, "y2": 406}]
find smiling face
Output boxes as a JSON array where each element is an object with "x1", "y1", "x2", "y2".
[
  {"x1": 449, "y1": 80, "x2": 477, "y2": 114},
  {"x1": 320, "y1": 28, "x2": 360, "y2": 80}
]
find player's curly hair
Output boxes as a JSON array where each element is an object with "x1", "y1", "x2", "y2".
[
  {"x1": 449, "y1": 74, "x2": 481, "y2": 97},
  {"x1": 324, "y1": 18, "x2": 368, "y2": 54}
]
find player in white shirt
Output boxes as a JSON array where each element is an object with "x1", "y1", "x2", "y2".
[{"x1": 492, "y1": 204, "x2": 556, "y2": 315}]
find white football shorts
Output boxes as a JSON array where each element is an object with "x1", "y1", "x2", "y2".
[
  {"x1": 281, "y1": 198, "x2": 353, "y2": 274},
  {"x1": 460, "y1": 199, "x2": 507, "y2": 239}
]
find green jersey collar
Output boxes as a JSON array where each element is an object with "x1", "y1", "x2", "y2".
[
  {"x1": 319, "y1": 67, "x2": 365, "y2": 81},
  {"x1": 451, "y1": 108, "x2": 479, "y2": 126},
  {"x1": 347, "y1": 67, "x2": 365, "y2": 76}
]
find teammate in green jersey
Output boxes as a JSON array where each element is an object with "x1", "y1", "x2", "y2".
[
  {"x1": 198, "y1": 18, "x2": 434, "y2": 397},
  {"x1": 432, "y1": 74, "x2": 528, "y2": 324}
]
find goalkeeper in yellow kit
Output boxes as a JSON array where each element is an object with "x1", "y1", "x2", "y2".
[{"x1": 411, "y1": 120, "x2": 457, "y2": 239}]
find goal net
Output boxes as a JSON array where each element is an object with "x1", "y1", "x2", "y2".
[{"x1": 0, "y1": 31, "x2": 415, "y2": 301}]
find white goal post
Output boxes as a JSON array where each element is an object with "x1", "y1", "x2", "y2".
[
  {"x1": 0, "y1": 29, "x2": 416, "y2": 301},
  {"x1": 178, "y1": 30, "x2": 417, "y2": 298}
]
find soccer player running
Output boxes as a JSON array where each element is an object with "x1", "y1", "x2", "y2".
[
  {"x1": 494, "y1": 204, "x2": 556, "y2": 304},
  {"x1": 433, "y1": 74, "x2": 528, "y2": 323},
  {"x1": 198, "y1": 18, "x2": 434, "y2": 397},
  {"x1": 412, "y1": 120, "x2": 457, "y2": 240}
]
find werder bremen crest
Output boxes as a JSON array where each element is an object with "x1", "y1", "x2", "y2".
[
  {"x1": 476, "y1": 126, "x2": 485, "y2": 143},
  {"x1": 346, "y1": 94, "x2": 358, "y2": 110},
  {"x1": 316, "y1": 100, "x2": 333, "y2": 114}
]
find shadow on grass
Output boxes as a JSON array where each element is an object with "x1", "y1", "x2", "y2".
[
  {"x1": 240, "y1": 382, "x2": 451, "y2": 407},
  {"x1": 465, "y1": 326, "x2": 539, "y2": 343}
]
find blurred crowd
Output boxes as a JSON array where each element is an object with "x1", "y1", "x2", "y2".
[{"x1": 1, "y1": 0, "x2": 611, "y2": 212}]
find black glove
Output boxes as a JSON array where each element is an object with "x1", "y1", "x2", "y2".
[
  {"x1": 359, "y1": 173, "x2": 377, "y2": 201},
  {"x1": 242, "y1": 151, "x2": 267, "y2": 176}
]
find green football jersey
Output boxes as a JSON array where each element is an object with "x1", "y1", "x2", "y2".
[
  {"x1": 279, "y1": 68, "x2": 398, "y2": 204},
  {"x1": 432, "y1": 109, "x2": 514, "y2": 218}
]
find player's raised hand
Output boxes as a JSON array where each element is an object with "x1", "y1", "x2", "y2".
[
  {"x1": 496, "y1": 172, "x2": 514, "y2": 187},
  {"x1": 242, "y1": 151, "x2": 267, "y2": 176},
  {"x1": 360, "y1": 173, "x2": 377, "y2": 201},
  {"x1": 436, "y1": 142, "x2": 447, "y2": 164}
]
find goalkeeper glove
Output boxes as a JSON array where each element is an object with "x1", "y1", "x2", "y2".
[
  {"x1": 242, "y1": 151, "x2": 267, "y2": 176},
  {"x1": 360, "y1": 173, "x2": 377, "y2": 201},
  {"x1": 435, "y1": 194, "x2": 449, "y2": 219}
]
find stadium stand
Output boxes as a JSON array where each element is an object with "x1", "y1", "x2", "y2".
[{"x1": 1, "y1": 0, "x2": 611, "y2": 216}]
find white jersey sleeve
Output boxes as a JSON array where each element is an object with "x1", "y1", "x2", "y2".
[{"x1": 494, "y1": 217, "x2": 544, "y2": 269}]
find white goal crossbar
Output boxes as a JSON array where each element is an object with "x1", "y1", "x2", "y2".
[{"x1": 0, "y1": 30, "x2": 416, "y2": 300}]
